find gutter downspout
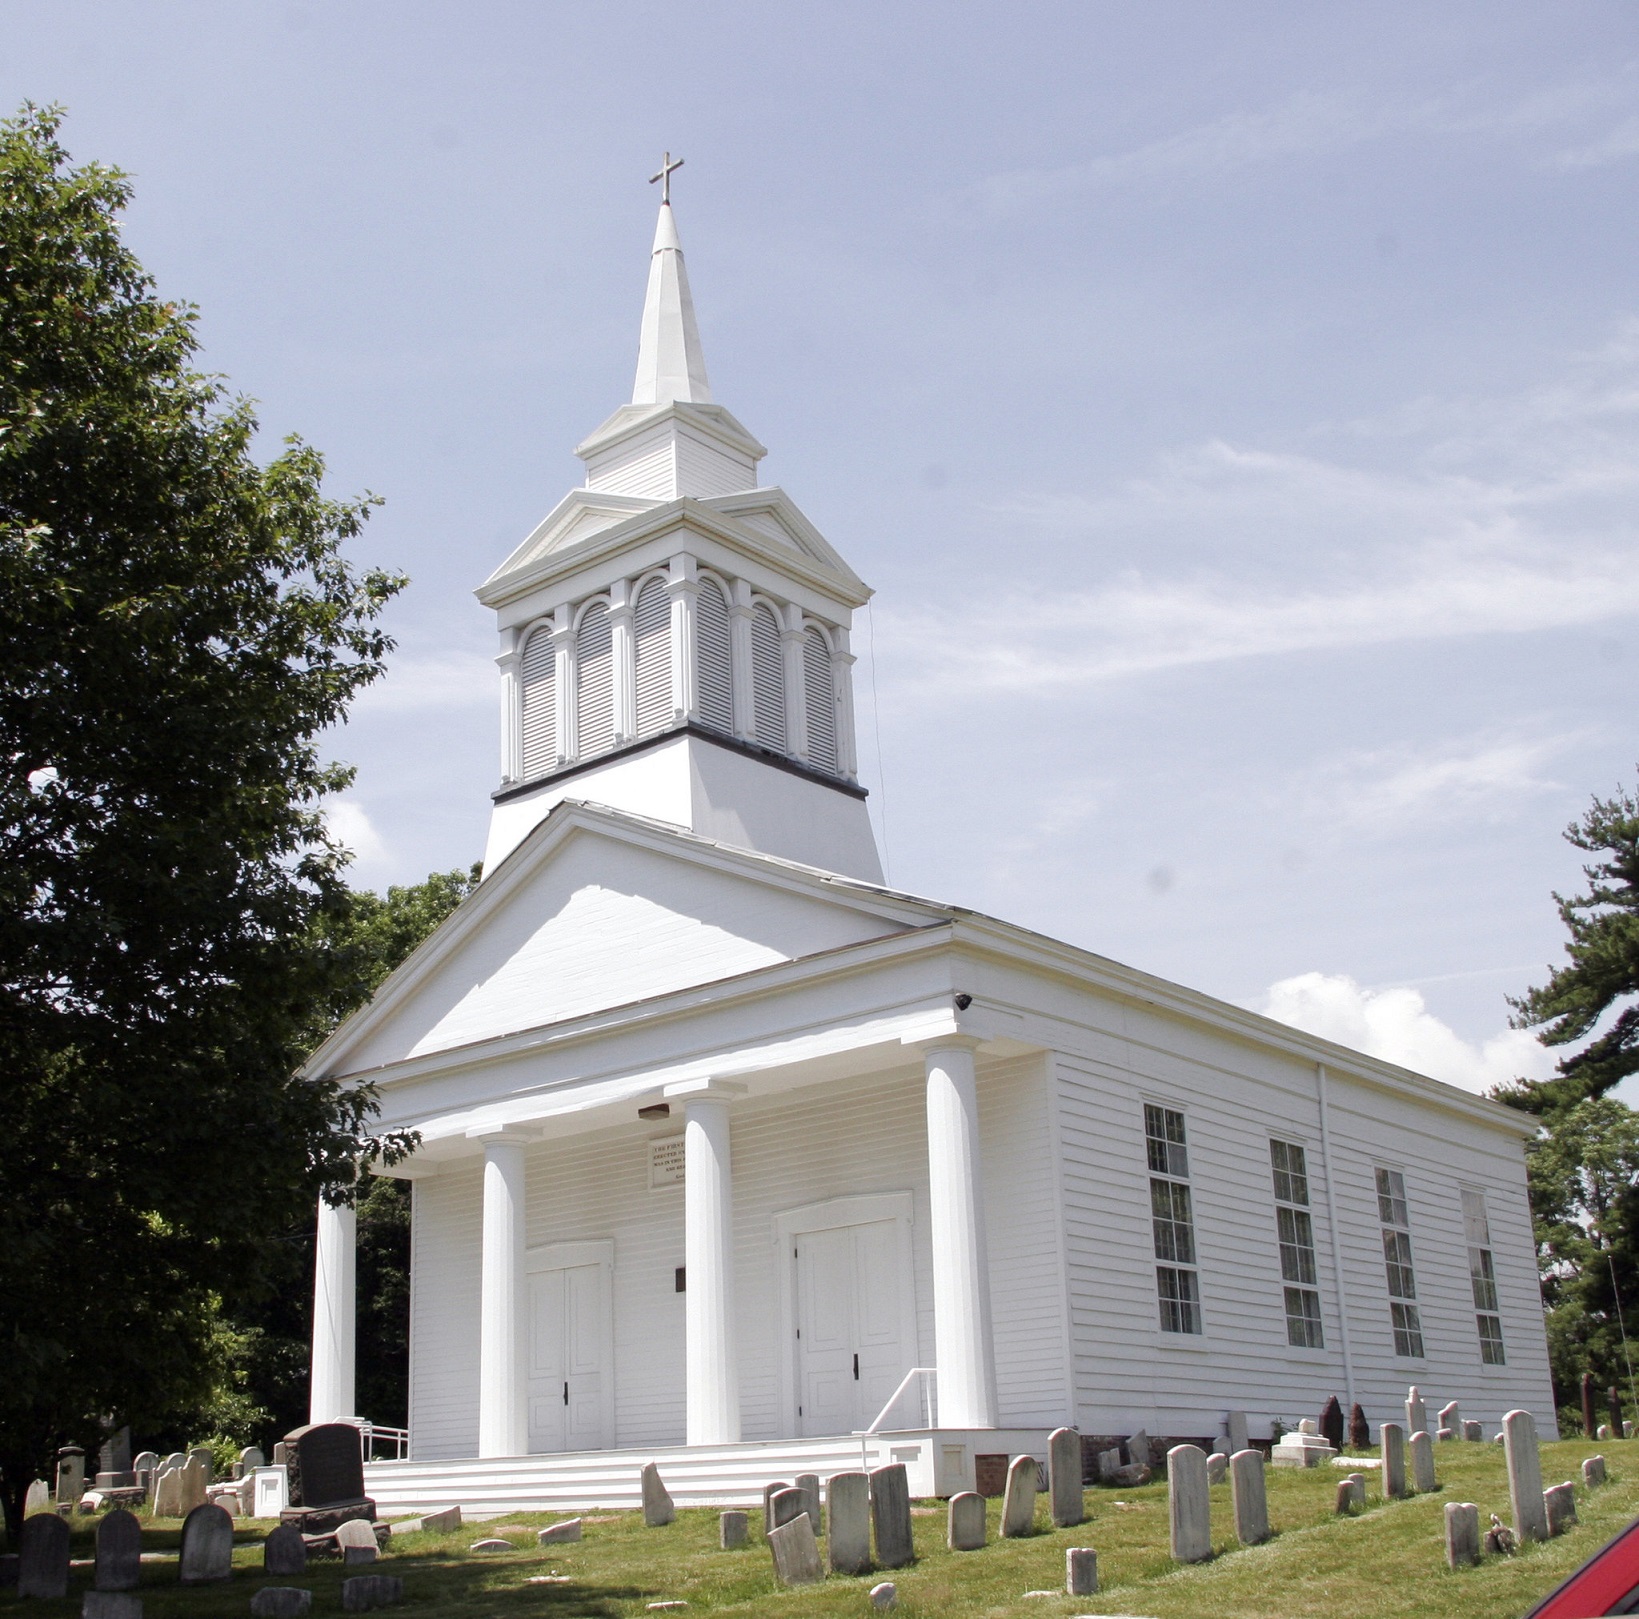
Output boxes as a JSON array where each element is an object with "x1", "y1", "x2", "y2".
[{"x1": 1317, "y1": 1062, "x2": 1357, "y2": 1415}]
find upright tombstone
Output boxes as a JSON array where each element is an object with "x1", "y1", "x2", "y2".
[
  {"x1": 1229, "y1": 1450, "x2": 1268, "y2": 1546},
  {"x1": 761, "y1": 1482, "x2": 791, "y2": 1534},
  {"x1": 151, "y1": 1465, "x2": 182, "y2": 1519},
  {"x1": 340, "y1": 1574, "x2": 403, "y2": 1612},
  {"x1": 1462, "y1": 1420, "x2": 1483, "y2": 1442},
  {"x1": 131, "y1": 1453, "x2": 159, "y2": 1500},
  {"x1": 827, "y1": 1473, "x2": 872, "y2": 1575},
  {"x1": 1409, "y1": 1431, "x2": 1437, "y2": 1494},
  {"x1": 271, "y1": 1443, "x2": 288, "y2": 1468},
  {"x1": 640, "y1": 1462, "x2": 674, "y2": 1527},
  {"x1": 96, "y1": 1428, "x2": 135, "y2": 1491},
  {"x1": 1503, "y1": 1409, "x2": 1549, "y2": 1544},
  {"x1": 946, "y1": 1491, "x2": 985, "y2": 1552},
  {"x1": 869, "y1": 1464, "x2": 914, "y2": 1570},
  {"x1": 239, "y1": 1447, "x2": 266, "y2": 1480},
  {"x1": 95, "y1": 1509, "x2": 142, "y2": 1591},
  {"x1": 178, "y1": 1456, "x2": 208, "y2": 1515},
  {"x1": 337, "y1": 1519, "x2": 379, "y2": 1564},
  {"x1": 18, "y1": 1512, "x2": 70, "y2": 1598},
  {"x1": 23, "y1": 1479, "x2": 51, "y2": 1517},
  {"x1": 793, "y1": 1473, "x2": 822, "y2": 1535},
  {"x1": 1438, "y1": 1401, "x2": 1461, "y2": 1437},
  {"x1": 1404, "y1": 1386, "x2": 1428, "y2": 1438},
  {"x1": 1126, "y1": 1428, "x2": 1153, "y2": 1468},
  {"x1": 719, "y1": 1511, "x2": 747, "y2": 1551},
  {"x1": 1319, "y1": 1396, "x2": 1345, "y2": 1452},
  {"x1": 1206, "y1": 1453, "x2": 1228, "y2": 1487},
  {"x1": 1380, "y1": 1423, "x2": 1408, "y2": 1500},
  {"x1": 1348, "y1": 1403, "x2": 1370, "y2": 1450},
  {"x1": 1000, "y1": 1455, "x2": 1037, "y2": 1538},
  {"x1": 264, "y1": 1522, "x2": 309, "y2": 1576},
  {"x1": 56, "y1": 1446, "x2": 86, "y2": 1507},
  {"x1": 280, "y1": 1424, "x2": 375, "y2": 1535},
  {"x1": 179, "y1": 1503, "x2": 234, "y2": 1584},
  {"x1": 1584, "y1": 1455, "x2": 1608, "y2": 1488},
  {"x1": 767, "y1": 1514, "x2": 824, "y2": 1587},
  {"x1": 187, "y1": 1447, "x2": 214, "y2": 1483},
  {"x1": 1226, "y1": 1411, "x2": 1249, "y2": 1455},
  {"x1": 1545, "y1": 1482, "x2": 1577, "y2": 1536},
  {"x1": 768, "y1": 1487, "x2": 808, "y2": 1532},
  {"x1": 1066, "y1": 1547, "x2": 1098, "y2": 1597},
  {"x1": 1167, "y1": 1444, "x2": 1211, "y2": 1564},
  {"x1": 1445, "y1": 1502, "x2": 1480, "y2": 1568},
  {"x1": 1048, "y1": 1427, "x2": 1083, "y2": 1527}
]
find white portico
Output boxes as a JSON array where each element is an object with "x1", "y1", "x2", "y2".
[{"x1": 305, "y1": 172, "x2": 1556, "y2": 1512}]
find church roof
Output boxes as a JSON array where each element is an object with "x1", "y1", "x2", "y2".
[{"x1": 632, "y1": 199, "x2": 711, "y2": 407}]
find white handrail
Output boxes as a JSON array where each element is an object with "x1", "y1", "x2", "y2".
[
  {"x1": 345, "y1": 1418, "x2": 411, "y2": 1462},
  {"x1": 852, "y1": 1368, "x2": 937, "y2": 1471}
]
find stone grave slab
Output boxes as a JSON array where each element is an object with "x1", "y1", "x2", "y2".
[
  {"x1": 1445, "y1": 1502, "x2": 1480, "y2": 1568},
  {"x1": 794, "y1": 1472, "x2": 822, "y2": 1534},
  {"x1": 761, "y1": 1481, "x2": 791, "y2": 1532},
  {"x1": 95, "y1": 1509, "x2": 142, "y2": 1591},
  {"x1": 18, "y1": 1513, "x2": 70, "y2": 1599},
  {"x1": 1410, "y1": 1431, "x2": 1437, "y2": 1493},
  {"x1": 337, "y1": 1519, "x2": 379, "y2": 1564},
  {"x1": 264, "y1": 1523, "x2": 308, "y2": 1575},
  {"x1": 947, "y1": 1490, "x2": 985, "y2": 1552},
  {"x1": 341, "y1": 1574, "x2": 404, "y2": 1611},
  {"x1": 251, "y1": 1589, "x2": 313, "y2": 1618},
  {"x1": 1504, "y1": 1409, "x2": 1549, "y2": 1543},
  {"x1": 767, "y1": 1515, "x2": 824, "y2": 1586},
  {"x1": 1066, "y1": 1547, "x2": 1098, "y2": 1596},
  {"x1": 718, "y1": 1511, "x2": 746, "y2": 1550},
  {"x1": 82, "y1": 1594, "x2": 142, "y2": 1619},
  {"x1": 1545, "y1": 1481, "x2": 1577, "y2": 1535},
  {"x1": 280, "y1": 1424, "x2": 373, "y2": 1534},
  {"x1": 419, "y1": 1506, "x2": 461, "y2": 1533},
  {"x1": 869, "y1": 1464, "x2": 914, "y2": 1569},
  {"x1": 538, "y1": 1519, "x2": 582, "y2": 1544},
  {"x1": 1381, "y1": 1423, "x2": 1408, "y2": 1499},
  {"x1": 768, "y1": 1488, "x2": 807, "y2": 1532},
  {"x1": 179, "y1": 1503, "x2": 234, "y2": 1583},
  {"x1": 1048, "y1": 1427, "x2": 1082, "y2": 1527},
  {"x1": 1001, "y1": 1454, "x2": 1037, "y2": 1537},
  {"x1": 1585, "y1": 1455, "x2": 1608, "y2": 1487},
  {"x1": 1167, "y1": 1444, "x2": 1211, "y2": 1564},
  {"x1": 827, "y1": 1473, "x2": 871, "y2": 1575},
  {"x1": 1230, "y1": 1450, "x2": 1268, "y2": 1545},
  {"x1": 641, "y1": 1462, "x2": 674, "y2": 1527}
]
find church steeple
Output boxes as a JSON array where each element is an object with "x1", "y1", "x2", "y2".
[{"x1": 632, "y1": 196, "x2": 712, "y2": 407}]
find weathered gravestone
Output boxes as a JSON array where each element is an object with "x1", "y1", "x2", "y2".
[
  {"x1": 95, "y1": 1509, "x2": 142, "y2": 1591},
  {"x1": 1167, "y1": 1444, "x2": 1211, "y2": 1564},
  {"x1": 1206, "y1": 1452, "x2": 1228, "y2": 1487},
  {"x1": 794, "y1": 1473, "x2": 822, "y2": 1535},
  {"x1": 1463, "y1": 1419, "x2": 1483, "y2": 1442},
  {"x1": 1126, "y1": 1428, "x2": 1153, "y2": 1468},
  {"x1": 341, "y1": 1574, "x2": 403, "y2": 1612},
  {"x1": 1381, "y1": 1423, "x2": 1408, "y2": 1500},
  {"x1": 869, "y1": 1581, "x2": 897, "y2": 1609},
  {"x1": 1319, "y1": 1395, "x2": 1345, "y2": 1451},
  {"x1": 1445, "y1": 1501, "x2": 1480, "y2": 1568},
  {"x1": 718, "y1": 1511, "x2": 746, "y2": 1551},
  {"x1": 238, "y1": 1447, "x2": 266, "y2": 1480},
  {"x1": 1226, "y1": 1411, "x2": 1249, "y2": 1454},
  {"x1": 250, "y1": 1590, "x2": 313, "y2": 1619},
  {"x1": 179, "y1": 1503, "x2": 234, "y2": 1583},
  {"x1": 640, "y1": 1462, "x2": 674, "y2": 1527},
  {"x1": 82, "y1": 1593, "x2": 142, "y2": 1619},
  {"x1": 419, "y1": 1506, "x2": 460, "y2": 1533},
  {"x1": 538, "y1": 1518, "x2": 582, "y2": 1545},
  {"x1": 947, "y1": 1490, "x2": 985, "y2": 1552},
  {"x1": 1545, "y1": 1481, "x2": 1577, "y2": 1535},
  {"x1": 280, "y1": 1424, "x2": 375, "y2": 1535},
  {"x1": 1066, "y1": 1547, "x2": 1098, "y2": 1597},
  {"x1": 179, "y1": 1457, "x2": 209, "y2": 1515},
  {"x1": 23, "y1": 1479, "x2": 50, "y2": 1516},
  {"x1": 1410, "y1": 1430, "x2": 1437, "y2": 1493},
  {"x1": 56, "y1": 1446, "x2": 86, "y2": 1507},
  {"x1": 1000, "y1": 1454, "x2": 1037, "y2": 1537},
  {"x1": 869, "y1": 1463, "x2": 914, "y2": 1569},
  {"x1": 1348, "y1": 1402, "x2": 1370, "y2": 1450},
  {"x1": 1335, "y1": 1477, "x2": 1358, "y2": 1514},
  {"x1": 151, "y1": 1465, "x2": 182, "y2": 1519},
  {"x1": 1405, "y1": 1385, "x2": 1428, "y2": 1438},
  {"x1": 337, "y1": 1519, "x2": 379, "y2": 1564},
  {"x1": 1504, "y1": 1409, "x2": 1549, "y2": 1543},
  {"x1": 1048, "y1": 1427, "x2": 1082, "y2": 1527},
  {"x1": 187, "y1": 1447, "x2": 214, "y2": 1483},
  {"x1": 766, "y1": 1515, "x2": 824, "y2": 1587},
  {"x1": 18, "y1": 1512, "x2": 70, "y2": 1599},
  {"x1": 1230, "y1": 1449, "x2": 1268, "y2": 1545},
  {"x1": 264, "y1": 1522, "x2": 308, "y2": 1575},
  {"x1": 761, "y1": 1481, "x2": 791, "y2": 1533},
  {"x1": 1585, "y1": 1455, "x2": 1608, "y2": 1488},
  {"x1": 827, "y1": 1473, "x2": 872, "y2": 1574},
  {"x1": 768, "y1": 1488, "x2": 807, "y2": 1532},
  {"x1": 1438, "y1": 1401, "x2": 1461, "y2": 1438},
  {"x1": 96, "y1": 1428, "x2": 135, "y2": 1491}
]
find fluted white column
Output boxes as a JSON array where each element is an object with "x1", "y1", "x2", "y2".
[
  {"x1": 476, "y1": 1133, "x2": 529, "y2": 1458},
  {"x1": 310, "y1": 1194, "x2": 357, "y2": 1424},
  {"x1": 669, "y1": 1079, "x2": 745, "y2": 1444},
  {"x1": 922, "y1": 1038, "x2": 998, "y2": 1428}
]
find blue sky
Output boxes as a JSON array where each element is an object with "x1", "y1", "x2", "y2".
[{"x1": 7, "y1": 3, "x2": 1638, "y2": 1092}]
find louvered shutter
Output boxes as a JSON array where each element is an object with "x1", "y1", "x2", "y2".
[
  {"x1": 633, "y1": 577, "x2": 671, "y2": 737},
  {"x1": 751, "y1": 603, "x2": 786, "y2": 750},
  {"x1": 696, "y1": 577, "x2": 733, "y2": 733},
  {"x1": 519, "y1": 627, "x2": 556, "y2": 779},
  {"x1": 803, "y1": 627, "x2": 837, "y2": 773},
  {"x1": 575, "y1": 602, "x2": 614, "y2": 758}
]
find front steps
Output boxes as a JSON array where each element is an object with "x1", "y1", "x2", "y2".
[{"x1": 363, "y1": 1427, "x2": 1053, "y2": 1514}]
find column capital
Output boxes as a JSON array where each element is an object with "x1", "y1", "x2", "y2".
[
  {"x1": 467, "y1": 1127, "x2": 534, "y2": 1148},
  {"x1": 902, "y1": 1030, "x2": 985, "y2": 1057},
  {"x1": 664, "y1": 1077, "x2": 749, "y2": 1104}
]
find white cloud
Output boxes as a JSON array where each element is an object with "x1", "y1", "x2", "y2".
[
  {"x1": 1548, "y1": 115, "x2": 1639, "y2": 171},
  {"x1": 349, "y1": 651, "x2": 495, "y2": 717},
  {"x1": 1259, "y1": 970, "x2": 1555, "y2": 1095},
  {"x1": 326, "y1": 797, "x2": 389, "y2": 870}
]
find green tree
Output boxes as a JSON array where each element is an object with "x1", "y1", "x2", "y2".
[{"x1": 0, "y1": 105, "x2": 408, "y2": 1538}]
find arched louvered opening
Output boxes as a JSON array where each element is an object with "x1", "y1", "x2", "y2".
[
  {"x1": 575, "y1": 601, "x2": 614, "y2": 758},
  {"x1": 633, "y1": 576, "x2": 672, "y2": 738},
  {"x1": 519, "y1": 625, "x2": 556, "y2": 779},
  {"x1": 751, "y1": 601, "x2": 786, "y2": 751},
  {"x1": 696, "y1": 576, "x2": 733, "y2": 733},
  {"x1": 803, "y1": 626, "x2": 837, "y2": 773}
]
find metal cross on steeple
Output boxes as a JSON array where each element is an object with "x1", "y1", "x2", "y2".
[{"x1": 649, "y1": 151, "x2": 684, "y2": 205}]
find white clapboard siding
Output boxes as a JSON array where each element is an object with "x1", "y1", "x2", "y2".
[
  {"x1": 409, "y1": 1169, "x2": 482, "y2": 1460},
  {"x1": 677, "y1": 433, "x2": 756, "y2": 498},
  {"x1": 802, "y1": 627, "x2": 838, "y2": 775},
  {"x1": 575, "y1": 603, "x2": 615, "y2": 759},
  {"x1": 519, "y1": 626, "x2": 556, "y2": 780},
  {"x1": 633, "y1": 576, "x2": 672, "y2": 737},
  {"x1": 750, "y1": 602, "x2": 786, "y2": 751},
  {"x1": 586, "y1": 436, "x2": 676, "y2": 500},
  {"x1": 695, "y1": 577, "x2": 734, "y2": 733}
]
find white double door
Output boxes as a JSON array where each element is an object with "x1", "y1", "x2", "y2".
[
  {"x1": 795, "y1": 1218, "x2": 908, "y2": 1437},
  {"x1": 527, "y1": 1259, "x2": 610, "y2": 1454}
]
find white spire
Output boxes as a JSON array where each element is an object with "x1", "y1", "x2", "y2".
[{"x1": 632, "y1": 200, "x2": 712, "y2": 406}]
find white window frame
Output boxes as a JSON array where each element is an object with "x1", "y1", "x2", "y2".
[
  {"x1": 1269, "y1": 1137, "x2": 1324, "y2": 1351},
  {"x1": 1144, "y1": 1101, "x2": 1203, "y2": 1337},
  {"x1": 1374, "y1": 1165, "x2": 1425, "y2": 1358}
]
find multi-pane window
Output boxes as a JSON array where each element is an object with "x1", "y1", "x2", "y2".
[
  {"x1": 1270, "y1": 1140, "x2": 1323, "y2": 1348},
  {"x1": 1462, "y1": 1188, "x2": 1506, "y2": 1365},
  {"x1": 1376, "y1": 1167, "x2": 1424, "y2": 1358},
  {"x1": 1146, "y1": 1104, "x2": 1201, "y2": 1335}
]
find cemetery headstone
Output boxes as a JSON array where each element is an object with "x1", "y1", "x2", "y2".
[
  {"x1": 1610, "y1": 1386, "x2": 1625, "y2": 1438},
  {"x1": 718, "y1": 1511, "x2": 747, "y2": 1551},
  {"x1": 1445, "y1": 1501, "x2": 1480, "y2": 1568},
  {"x1": 1600, "y1": 1423, "x2": 1615, "y2": 1440},
  {"x1": 178, "y1": 1457, "x2": 208, "y2": 1515},
  {"x1": 82, "y1": 1594, "x2": 142, "y2": 1619},
  {"x1": 640, "y1": 1462, "x2": 674, "y2": 1527},
  {"x1": 1410, "y1": 1430, "x2": 1437, "y2": 1493},
  {"x1": 281, "y1": 1424, "x2": 374, "y2": 1535},
  {"x1": 1206, "y1": 1453, "x2": 1228, "y2": 1486},
  {"x1": 1167, "y1": 1443, "x2": 1211, "y2": 1564},
  {"x1": 18, "y1": 1512, "x2": 70, "y2": 1599},
  {"x1": 1381, "y1": 1423, "x2": 1408, "y2": 1499},
  {"x1": 946, "y1": 1491, "x2": 985, "y2": 1552},
  {"x1": 1126, "y1": 1428, "x2": 1153, "y2": 1468},
  {"x1": 1230, "y1": 1449, "x2": 1269, "y2": 1545},
  {"x1": 23, "y1": 1479, "x2": 50, "y2": 1516},
  {"x1": 337, "y1": 1519, "x2": 380, "y2": 1564},
  {"x1": 95, "y1": 1509, "x2": 142, "y2": 1591},
  {"x1": 239, "y1": 1447, "x2": 266, "y2": 1479},
  {"x1": 1227, "y1": 1410, "x2": 1249, "y2": 1454},
  {"x1": 340, "y1": 1574, "x2": 404, "y2": 1612},
  {"x1": 56, "y1": 1446, "x2": 86, "y2": 1507},
  {"x1": 1439, "y1": 1400, "x2": 1461, "y2": 1437},
  {"x1": 151, "y1": 1465, "x2": 182, "y2": 1519},
  {"x1": 1335, "y1": 1478, "x2": 1356, "y2": 1514},
  {"x1": 419, "y1": 1506, "x2": 460, "y2": 1532},
  {"x1": 1436, "y1": 1428, "x2": 1454, "y2": 1443},
  {"x1": 794, "y1": 1472, "x2": 822, "y2": 1535},
  {"x1": 1000, "y1": 1454, "x2": 1037, "y2": 1537},
  {"x1": 869, "y1": 1463, "x2": 914, "y2": 1569},
  {"x1": 1504, "y1": 1409, "x2": 1549, "y2": 1543},
  {"x1": 868, "y1": 1581, "x2": 897, "y2": 1609},
  {"x1": 761, "y1": 1482, "x2": 791, "y2": 1533},
  {"x1": 1348, "y1": 1403, "x2": 1370, "y2": 1450},
  {"x1": 827, "y1": 1473, "x2": 872, "y2": 1575},
  {"x1": 766, "y1": 1514, "x2": 824, "y2": 1587},
  {"x1": 1048, "y1": 1427, "x2": 1082, "y2": 1527},
  {"x1": 1463, "y1": 1419, "x2": 1483, "y2": 1441},
  {"x1": 96, "y1": 1428, "x2": 135, "y2": 1490},
  {"x1": 1066, "y1": 1547, "x2": 1098, "y2": 1597},
  {"x1": 1319, "y1": 1396, "x2": 1345, "y2": 1451},
  {"x1": 179, "y1": 1503, "x2": 234, "y2": 1583},
  {"x1": 1583, "y1": 1371, "x2": 1599, "y2": 1438},
  {"x1": 272, "y1": 1443, "x2": 288, "y2": 1468},
  {"x1": 538, "y1": 1519, "x2": 582, "y2": 1544},
  {"x1": 768, "y1": 1487, "x2": 807, "y2": 1532},
  {"x1": 250, "y1": 1590, "x2": 313, "y2": 1619},
  {"x1": 187, "y1": 1447, "x2": 214, "y2": 1483},
  {"x1": 264, "y1": 1522, "x2": 308, "y2": 1575},
  {"x1": 1095, "y1": 1447, "x2": 1122, "y2": 1483},
  {"x1": 1545, "y1": 1481, "x2": 1577, "y2": 1535},
  {"x1": 1584, "y1": 1455, "x2": 1608, "y2": 1487},
  {"x1": 1404, "y1": 1386, "x2": 1427, "y2": 1437}
]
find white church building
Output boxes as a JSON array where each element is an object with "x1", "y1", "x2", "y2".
[{"x1": 306, "y1": 176, "x2": 1555, "y2": 1512}]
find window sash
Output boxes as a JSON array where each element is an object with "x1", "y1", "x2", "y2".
[
  {"x1": 1376, "y1": 1167, "x2": 1409, "y2": 1229},
  {"x1": 1477, "y1": 1313, "x2": 1506, "y2": 1365},
  {"x1": 1382, "y1": 1229, "x2": 1417, "y2": 1299},
  {"x1": 1144, "y1": 1104, "x2": 1189, "y2": 1178},
  {"x1": 1270, "y1": 1139, "x2": 1310, "y2": 1207},
  {"x1": 1469, "y1": 1247, "x2": 1500, "y2": 1313},
  {"x1": 1157, "y1": 1266, "x2": 1202, "y2": 1335},
  {"x1": 1277, "y1": 1206, "x2": 1318, "y2": 1285},
  {"x1": 1284, "y1": 1286, "x2": 1324, "y2": 1349},
  {"x1": 1390, "y1": 1301, "x2": 1425, "y2": 1358},
  {"x1": 1150, "y1": 1178, "x2": 1196, "y2": 1265}
]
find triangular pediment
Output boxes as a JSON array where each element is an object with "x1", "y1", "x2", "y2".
[
  {"x1": 312, "y1": 803, "x2": 939, "y2": 1080},
  {"x1": 483, "y1": 489, "x2": 656, "y2": 588}
]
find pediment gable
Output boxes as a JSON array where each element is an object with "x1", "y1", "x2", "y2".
[
  {"x1": 314, "y1": 805, "x2": 936, "y2": 1080},
  {"x1": 483, "y1": 489, "x2": 655, "y2": 588}
]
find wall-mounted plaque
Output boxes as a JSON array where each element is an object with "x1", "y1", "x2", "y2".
[{"x1": 649, "y1": 1136, "x2": 685, "y2": 1189}]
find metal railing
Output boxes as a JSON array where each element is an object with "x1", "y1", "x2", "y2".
[
  {"x1": 345, "y1": 1419, "x2": 410, "y2": 1462},
  {"x1": 852, "y1": 1368, "x2": 938, "y2": 1471}
]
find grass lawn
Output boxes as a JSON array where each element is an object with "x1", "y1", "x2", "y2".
[{"x1": 11, "y1": 1437, "x2": 1636, "y2": 1618}]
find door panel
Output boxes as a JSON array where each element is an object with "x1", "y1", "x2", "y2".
[{"x1": 528, "y1": 1261, "x2": 608, "y2": 1454}]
